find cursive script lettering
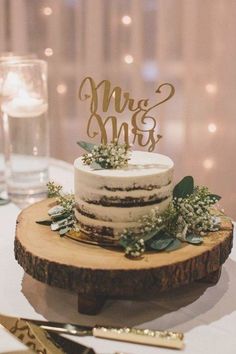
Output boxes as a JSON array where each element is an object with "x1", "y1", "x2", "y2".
[{"x1": 78, "y1": 77, "x2": 175, "y2": 151}]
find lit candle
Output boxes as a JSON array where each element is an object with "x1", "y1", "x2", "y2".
[
  {"x1": 1, "y1": 72, "x2": 22, "y2": 97},
  {"x1": 2, "y1": 89, "x2": 47, "y2": 118}
]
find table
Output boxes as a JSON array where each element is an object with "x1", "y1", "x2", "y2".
[{"x1": 0, "y1": 158, "x2": 235, "y2": 354}]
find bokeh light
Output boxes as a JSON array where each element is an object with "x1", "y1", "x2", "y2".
[
  {"x1": 203, "y1": 158, "x2": 214, "y2": 169},
  {"x1": 205, "y1": 83, "x2": 218, "y2": 94},
  {"x1": 56, "y1": 84, "x2": 67, "y2": 94},
  {"x1": 44, "y1": 48, "x2": 53, "y2": 57},
  {"x1": 42, "y1": 7, "x2": 53, "y2": 16},
  {"x1": 124, "y1": 54, "x2": 134, "y2": 64},
  {"x1": 208, "y1": 123, "x2": 217, "y2": 133},
  {"x1": 121, "y1": 15, "x2": 132, "y2": 25}
]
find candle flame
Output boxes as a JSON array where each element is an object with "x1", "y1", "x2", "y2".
[{"x1": 2, "y1": 72, "x2": 23, "y2": 97}]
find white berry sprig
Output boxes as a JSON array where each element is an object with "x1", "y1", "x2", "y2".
[
  {"x1": 119, "y1": 177, "x2": 222, "y2": 258},
  {"x1": 77, "y1": 140, "x2": 130, "y2": 169}
]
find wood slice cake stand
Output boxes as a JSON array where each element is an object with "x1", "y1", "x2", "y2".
[{"x1": 15, "y1": 199, "x2": 233, "y2": 315}]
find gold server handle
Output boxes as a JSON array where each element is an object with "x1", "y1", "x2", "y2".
[{"x1": 93, "y1": 326, "x2": 184, "y2": 350}]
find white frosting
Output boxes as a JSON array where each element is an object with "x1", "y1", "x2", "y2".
[
  {"x1": 75, "y1": 197, "x2": 172, "y2": 239},
  {"x1": 74, "y1": 150, "x2": 174, "y2": 241},
  {"x1": 74, "y1": 151, "x2": 174, "y2": 190}
]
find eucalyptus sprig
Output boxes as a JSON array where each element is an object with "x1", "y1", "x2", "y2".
[
  {"x1": 36, "y1": 182, "x2": 76, "y2": 236},
  {"x1": 77, "y1": 140, "x2": 130, "y2": 169},
  {"x1": 119, "y1": 176, "x2": 221, "y2": 258}
]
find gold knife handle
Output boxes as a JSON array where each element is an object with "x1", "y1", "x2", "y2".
[{"x1": 93, "y1": 326, "x2": 184, "y2": 349}]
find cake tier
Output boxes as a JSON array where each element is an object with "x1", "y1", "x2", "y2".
[{"x1": 74, "y1": 151, "x2": 174, "y2": 243}]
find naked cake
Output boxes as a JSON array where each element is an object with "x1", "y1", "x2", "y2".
[{"x1": 74, "y1": 151, "x2": 174, "y2": 244}]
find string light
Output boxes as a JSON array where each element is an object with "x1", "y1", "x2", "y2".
[
  {"x1": 42, "y1": 7, "x2": 53, "y2": 16},
  {"x1": 44, "y1": 48, "x2": 53, "y2": 57},
  {"x1": 208, "y1": 123, "x2": 217, "y2": 133},
  {"x1": 56, "y1": 84, "x2": 67, "y2": 94},
  {"x1": 121, "y1": 15, "x2": 132, "y2": 25},
  {"x1": 124, "y1": 54, "x2": 134, "y2": 64},
  {"x1": 205, "y1": 83, "x2": 218, "y2": 94},
  {"x1": 33, "y1": 146, "x2": 38, "y2": 156},
  {"x1": 203, "y1": 158, "x2": 214, "y2": 169}
]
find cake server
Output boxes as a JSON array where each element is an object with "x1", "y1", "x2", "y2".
[
  {"x1": 6, "y1": 316, "x2": 184, "y2": 350},
  {"x1": 0, "y1": 313, "x2": 96, "y2": 354}
]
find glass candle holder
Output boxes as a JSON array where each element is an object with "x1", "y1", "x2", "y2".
[
  {"x1": 0, "y1": 52, "x2": 37, "y2": 192},
  {"x1": 0, "y1": 59, "x2": 49, "y2": 207}
]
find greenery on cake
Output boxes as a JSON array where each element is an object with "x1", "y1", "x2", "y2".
[
  {"x1": 36, "y1": 181, "x2": 77, "y2": 236},
  {"x1": 36, "y1": 177, "x2": 223, "y2": 259},
  {"x1": 119, "y1": 176, "x2": 221, "y2": 257},
  {"x1": 47, "y1": 181, "x2": 63, "y2": 198},
  {"x1": 77, "y1": 140, "x2": 130, "y2": 169}
]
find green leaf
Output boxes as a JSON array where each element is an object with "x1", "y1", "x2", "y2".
[
  {"x1": 142, "y1": 228, "x2": 161, "y2": 242},
  {"x1": 48, "y1": 205, "x2": 65, "y2": 216},
  {"x1": 36, "y1": 219, "x2": 52, "y2": 226},
  {"x1": 51, "y1": 218, "x2": 74, "y2": 231},
  {"x1": 119, "y1": 237, "x2": 130, "y2": 248},
  {"x1": 0, "y1": 198, "x2": 10, "y2": 205},
  {"x1": 90, "y1": 162, "x2": 103, "y2": 170},
  {"x1": 59, "y1": 227, "x2": 70, "y2": 236},
  {"x1": 120, "y1": 229, "x2": 160, "y2": 249},
  {"x1": 77, "y1": 141, "x2": 96, "y2": 153},
  {"x1": 208, "y1": 194, "x2": 221, "y2": 202},
  {"x1": 149, "y1": 237, "x2": 174, "y2": 251},
  {"x1": 120, "y1": 234, "x2": 141, "y2": 248},
  {"x1": 173, "y1": 176, "x2": 194, "y2": 199},
  {"x1": 165, "y1": 239, "x2": 182, "y2": 252},
  {"x1": 51, "y1": 212, "x2": 71, "y2": 221},
  {"x1": 186, "y1": 234, "x2": 203, "y2": 245}
]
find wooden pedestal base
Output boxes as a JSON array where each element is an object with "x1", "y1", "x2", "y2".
[
  {"x1": 77, "y1": 266, "x2": 223, "y2": 315},
  {"x1": 198, "y1": 266, "x2": 222, "y2": 284},
  {"x1": 78, "y1": 294, "x2": 106, "y2": 315},
  {"x1": 15, "y1": 199, "x2": 233, "y2": 315}
]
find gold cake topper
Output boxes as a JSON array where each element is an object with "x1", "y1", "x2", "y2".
[{"x1": 78, "y1": 77, "x2": 175, "y2": 151}]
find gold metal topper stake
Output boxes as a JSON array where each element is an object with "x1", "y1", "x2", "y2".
[{"x1": 78, "y1": 77, "x2": 175, "y2": 151}]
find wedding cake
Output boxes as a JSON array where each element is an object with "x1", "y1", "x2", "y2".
[{"x1": 74, "y1": 151, "x2": 174, "y2": 244}]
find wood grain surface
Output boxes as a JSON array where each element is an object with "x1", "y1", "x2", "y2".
[{"x1": 15, "y1": 199, "x2": 233, "y2": 299}]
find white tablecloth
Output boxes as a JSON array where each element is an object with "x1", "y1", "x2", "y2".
[{"x1": 0, "y1": 158, "x2": 235, "y2": 354}]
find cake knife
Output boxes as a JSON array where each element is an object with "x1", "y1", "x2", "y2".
[
  {"x1": 2, "y1": 315, "x2": 184, "y2": 349},
  {"x1": 0, "y1": 313, "x2": 96, "y2": 354}
]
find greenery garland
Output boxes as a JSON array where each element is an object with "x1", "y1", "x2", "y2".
[
  {"x1": 36, "y1": 176, "x2": 221, "y2": 258},
  {"x1": 119, "y1": 176, "x2": 221, "y2": 257}
]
